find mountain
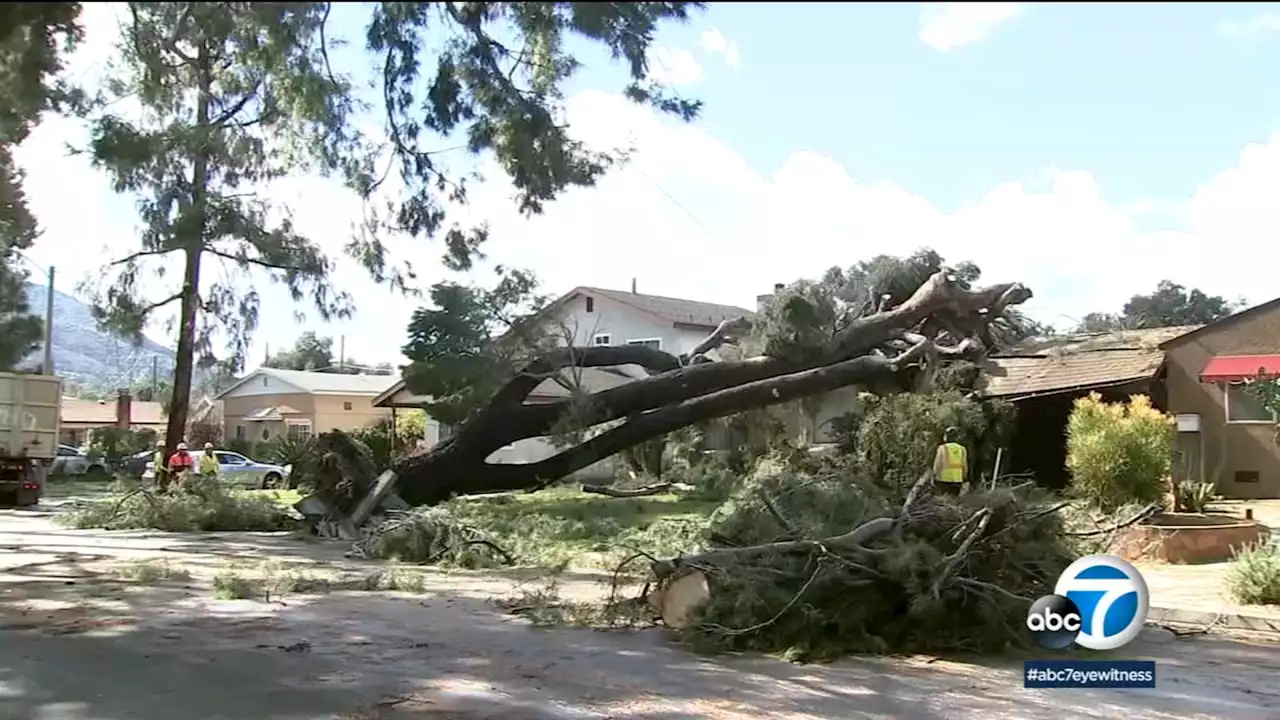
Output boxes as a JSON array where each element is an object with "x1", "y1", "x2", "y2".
[{"x1": 23, "y1": 283, "x2": 176, "y2": 394}]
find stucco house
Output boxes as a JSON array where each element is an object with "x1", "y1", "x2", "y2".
[
  {"x1": 1159, "y1": 298, "x2": 1280, "y2": 499},
  {"x1": 216, "y1": 367, "x2": 398, "y2": 444}
]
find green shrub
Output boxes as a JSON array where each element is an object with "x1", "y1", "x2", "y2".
[
  {"x1": 1226, "y1": 542, "x2": 1280, "y2": 605},
  {"x1": 1176, "y1": 482, "x2": 1216, "y2": 513},
  {"x1": 1066, "y1": 393, "x2": 1173, "y2": 512}
]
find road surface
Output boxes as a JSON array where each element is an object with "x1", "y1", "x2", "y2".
[{"x1": 0, "y1": 502, "x2": 1277, "y2": 719}]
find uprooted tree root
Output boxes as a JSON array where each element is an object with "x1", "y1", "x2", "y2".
[{"x1": 643, "y1": 455, "x2": 1078, "y2": 662}]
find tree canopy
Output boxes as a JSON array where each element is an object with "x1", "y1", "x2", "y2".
[
  {"x1": 0, "y1": 4, "x2": 83, "y2": 369},
  {"x1": 1077, "y1": 280, "x2": 1240, "y2": 332},
  {"x1": 264, "y1": 330, "x2": 394, "y2": 374},
  {"x1": 72, "y1": 2, "x2": 702, "y2": 453}
]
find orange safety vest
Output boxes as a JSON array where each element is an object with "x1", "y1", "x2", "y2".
[{"x1": 939, "y1": 442, "x2": 967, "y2": 483}]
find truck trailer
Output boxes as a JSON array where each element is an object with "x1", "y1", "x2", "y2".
[{"x1": 0, "y1": 372, "x2": 61, "y2": 507}]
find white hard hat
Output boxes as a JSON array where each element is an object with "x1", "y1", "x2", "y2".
[
  {"x1": 203, "y1": 442, "x2": 213, "y2": 449},
  {"x1": 177, "y1": 442, "x2": 188, "y2": 450}
]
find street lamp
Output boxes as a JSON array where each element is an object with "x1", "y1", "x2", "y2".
[{"x1": 12, "y1": 251, "x2": 54, "y2": 376}]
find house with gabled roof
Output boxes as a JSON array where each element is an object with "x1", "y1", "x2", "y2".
[{"x1": 216, "y1": 367, "x2": 399, "y2": 445}]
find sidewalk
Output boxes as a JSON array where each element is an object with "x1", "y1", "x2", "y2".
[{"x1": 1138, "y1": 561, "x2": 1280, "y2": 634}]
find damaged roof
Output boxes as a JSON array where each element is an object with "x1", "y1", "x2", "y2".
[{"x1": 980, "y1": 325, "x2": 1201, "y2": 400}]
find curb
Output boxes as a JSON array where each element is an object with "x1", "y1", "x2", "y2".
[{"x1": 1147, "y1": 606, "x2": 1280, "y2": 635}]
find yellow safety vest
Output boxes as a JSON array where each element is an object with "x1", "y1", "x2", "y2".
[
  {"x1": 153, "y1": 451, "x2": 166, "y2": 471},
  {"x1": 198, "y1": 453, "x2": 219, "y2": 475},
  {"x1": 939, "y1": 442, "x2": 967, "y2": 483}
]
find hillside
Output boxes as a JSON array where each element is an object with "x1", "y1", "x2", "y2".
[{"x1": 23, "y1": 283, "x2": 176, "y2": 394}]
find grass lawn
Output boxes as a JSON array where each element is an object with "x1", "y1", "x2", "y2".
[
  {"x1": 42, "y1": 476, "x2": 117, "y2": 500},
  {"x1": 444, "y1": 486, "x2": 719, "y2": 569},
  {"x1": 245, "y1": 488, "x2": 303, "y2": 508}
]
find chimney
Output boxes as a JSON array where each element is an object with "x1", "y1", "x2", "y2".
[
  {"x1": 631, "y1": 277, "x2": 637, "y2": 294},
  {"x1": 115, "y1": 389, "x2": 132, "y2": 430},
  {"x1": 757, "y1": 282, "x2": 786, "y2": 313}
]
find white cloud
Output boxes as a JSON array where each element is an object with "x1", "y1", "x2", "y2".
[
  {"x1": 699, "y1": 29, "x2": 741, "y2": 70},
  {"x1": 919, "y1": 3, "x2": 1026, "y2": 52},
  {"x1": 1218, "y1": 14, "x2": 1280, "y2": 40},
  {"x1": 14, "y1": 3, "x2": 1280, "y2": 375},
  {"x1": 645, "y1": 45, "x2": 705, "y2": 86}
]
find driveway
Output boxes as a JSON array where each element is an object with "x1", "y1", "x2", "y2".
[{"x1": 1, "y1": 503, "x2": 1278, "y2": 719}]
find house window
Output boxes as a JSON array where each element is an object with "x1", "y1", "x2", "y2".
[
  {"x1": 626, "y1": 338, "x2": 662, "y2": 351},
  {"x1": 261, "y1": 426, "x2": 270, "y2": 441},
  {"x1": 1225, "y1": 382, "x2": 1276, "y2": 423},
  {"x1": 592, "y1": 333, "x2": 612, "y2": 346},
  {"x1": 585, "y1": 297, "x2": 594, "y2": 313},
  {"x1": 343, "y1": 401, "x2": 353, "y2": 411},
  {"x1": 287, "y1": 421, "x2": 313, "y2": 441}
]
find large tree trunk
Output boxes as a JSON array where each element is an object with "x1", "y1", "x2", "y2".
[
  {"x1": 392, "y1": 273, "x2": 1032, "y2": 506},
  {"x1": 162, "y1": 48, "x2": 212, "y2": 475}
]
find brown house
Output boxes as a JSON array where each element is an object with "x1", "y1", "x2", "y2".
[
  {"x1": 1161, "y1": 299, "x2": 1280, "y2": 499},
  {"x1": 60, "y1": 391, "x2": 167, "y2": 447},
  {"x1": 216, "y1": 367, "x2": 399, "y2": 444}
]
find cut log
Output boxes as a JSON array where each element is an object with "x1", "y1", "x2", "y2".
[
  {"x1": 650, "y1": 569, "x2": 711, "y2": 629},
  {"x1": 349, "y1": 470, "x2": 400, "y2": 527},
  {"x1": 580, "y1": 482, "x2": 695, "y2": 498}
]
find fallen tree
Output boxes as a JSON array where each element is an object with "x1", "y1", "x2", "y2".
[
  {"x1": 644, "y1": 453, "x2": 1076, "y2": 659},
  {"x1": 392, "y1": 253, "x2": 1036, "y2": 506}
]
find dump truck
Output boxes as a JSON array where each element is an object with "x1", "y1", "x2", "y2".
[{"x1": 0, "y1": 372, "x2": 61, "y2": 507}]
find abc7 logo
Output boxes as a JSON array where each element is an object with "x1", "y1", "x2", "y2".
[{"x1": 1026, "y1": 595, "x2": 1083, "y2": 649}]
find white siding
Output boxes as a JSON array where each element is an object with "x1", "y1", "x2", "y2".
[
  {"x1": 557, "y1": 292, "x2": 711, "y2": 355},
  {"x1": 222, "y1": 371, "x2": 308, "y2": 398}
]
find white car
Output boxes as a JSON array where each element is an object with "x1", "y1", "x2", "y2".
[
  {"x1": 50, "y1": 444, "x2": 110, "y2": 480},
  {"x1": 143, "y1": 450, "x2": 290, "y2": 489}
]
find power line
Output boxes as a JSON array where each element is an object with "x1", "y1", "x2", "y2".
[{"x1": 633, "y1": 165, "x2": 718, "y2": 239}]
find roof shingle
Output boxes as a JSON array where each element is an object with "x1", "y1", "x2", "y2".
[{"x1": 579, "y1": 287, "x2": 754, "y2": 329}]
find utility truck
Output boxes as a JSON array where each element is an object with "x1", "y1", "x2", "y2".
[{"x1": 0, "y1": 372, "x2": 61, "y2": 507}]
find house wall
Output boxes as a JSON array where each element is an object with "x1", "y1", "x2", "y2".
[
  {"x1": 313, "y1": 394, "x2": 393, "y2": 433},
  {"x1": 221, "y1": 392, "x2": 315, "y2": 443},
  {"x1": 559, "y1": 292, "x2": 709, "y2": 355},
  {"x1": 1164, "y1": 309, "x2": 1280, "y2": 499}
]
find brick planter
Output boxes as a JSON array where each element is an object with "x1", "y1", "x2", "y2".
[{"x1": 1109, "y1": 513, "x2": 1271, "y2": 564}]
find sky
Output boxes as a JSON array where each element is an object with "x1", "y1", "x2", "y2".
[{"x1": 14, "y1": 2, "x2": 1280, "y2": 371}]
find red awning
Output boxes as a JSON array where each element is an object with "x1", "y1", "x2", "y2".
[{"x1": 1199, "y1": 354, "x2": 1280, "y2": 383}]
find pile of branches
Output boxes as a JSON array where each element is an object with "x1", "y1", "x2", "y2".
[
  {"x1": 647, "y1": 453, "x2": 1077, "y2": 661},
  {"x1": 351, "y1": 507, "x2": 513, "y2": 569},
  {"x1": 289, "y1": 431, "x2": 380, "y2": 515}
]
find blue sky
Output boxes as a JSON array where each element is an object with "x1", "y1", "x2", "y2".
[{"x1": 15, "y1": 3, "x2": 1280, "y2": 369}]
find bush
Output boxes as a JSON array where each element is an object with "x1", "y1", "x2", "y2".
[
  {"x1": 88, "y1": 428, "x2": 157, "y2": 470},
  {"x1": 1066, "y1": 393, "x2": 1173, "y2": 512},
  {"x1": 59, "y1": 478, "x2": 295, "y2": 532},
  {"x1": 1226, "y1": 542, "x2": 1280, "y2": 605},
  {"x1": 1176, "y1": 482, "x2": 1216, "y2": 513},
  {"x1": 834, "y1": 391, "x2": 1015, "y2": 501}
]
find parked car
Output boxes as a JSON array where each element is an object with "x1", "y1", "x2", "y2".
[
  {"x1": 143, "y1": 450, "x2": 289, "y2": 489},
  {"x1": 122, "y1": 449, "x2": 154, "y2": 479},
  {"x1": 49, "y1": 444, "x2": 110, "y2": 480}
]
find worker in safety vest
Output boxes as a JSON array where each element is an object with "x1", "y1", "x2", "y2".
[
  {"x1": 151, "y1": 441, "x2": 168, "y2": 491},
  {"x1": 198, "y1": 443, "x2": 219, "y2": 478},
  {"x1": 932, "y1": 426, "x2": 968, "y2": 496}
]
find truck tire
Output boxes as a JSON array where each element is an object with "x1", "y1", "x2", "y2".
[
  {"x1": 0, "y1": 491, "x2": 16, "y2": 509},
  {"x1": 15, "y1": 489, "x2": 38, "y2": 507}
]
